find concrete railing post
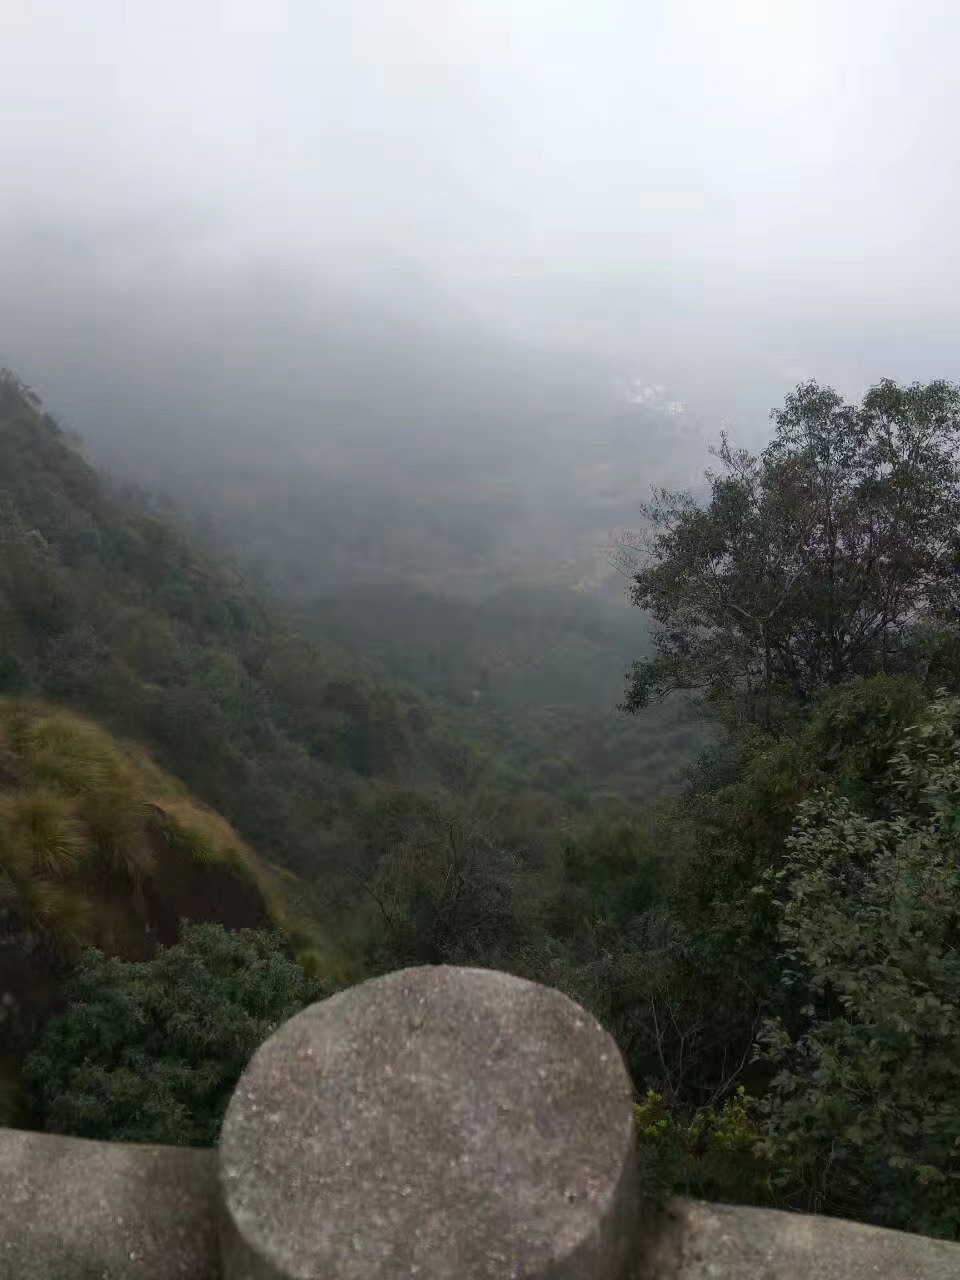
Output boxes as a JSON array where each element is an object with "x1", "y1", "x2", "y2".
[{"x1": 217, "y1": 965, "x2": 639, "y2": 1279}]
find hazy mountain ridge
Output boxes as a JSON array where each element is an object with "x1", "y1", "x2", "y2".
[
  {"x1": 0, "y1": 369, "x2": 445, "y2": 880},
  {"x1": 0, "y1": 366, "x2": 701, "y2": 866},
  {"x1": 6, "y1": 265, "x2": 707, "y2": 596}
]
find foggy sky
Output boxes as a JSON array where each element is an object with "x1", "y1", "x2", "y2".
[{"x1": 3, "y1": 0, "x2": 960, "y2": 475}]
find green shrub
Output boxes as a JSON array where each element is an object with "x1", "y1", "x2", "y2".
[
  {"x1": 26, "y1": 923, "x2": 327, "y2": 1146},
  {"x1": 634, "y1": 1087, "x2": 778, "y2": 1207},
  {"x1": 756, "y1": 693, "x2": 960, "y2": 1237}
]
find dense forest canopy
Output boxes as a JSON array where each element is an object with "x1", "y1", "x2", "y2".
[{"x1": 4, "y1": 370, "x2": 960, "y2": 1240}]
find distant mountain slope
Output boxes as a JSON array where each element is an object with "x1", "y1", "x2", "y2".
[
  {"x1": 0, "y1": 366, "x2": 705, "y2": 897},
  {"x1": 0, "y1": 369, "x2": 442, "y2": 882},
  {"x1": 300, "y1": 580, "x2": 708, "y2": 807}
]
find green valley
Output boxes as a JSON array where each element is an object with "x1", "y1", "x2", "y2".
[{"x1": 6, "y1": 369, "x2": 960, "y2": 1241}]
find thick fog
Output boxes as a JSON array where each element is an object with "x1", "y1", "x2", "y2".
[{"x1": 3, "y1": 0, "x2": 960, "y2": 544}]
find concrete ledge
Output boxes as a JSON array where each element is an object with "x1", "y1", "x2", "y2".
[
  {"x1": 3, "y1": 967, "x2": 960, "y2": 1279},
  {"x1": 637, "y1": 1199, "x2": 960, "y2": 1280},
  {"x1": 0, "y1": 1127, "x2": 219, "y2": 1279}
]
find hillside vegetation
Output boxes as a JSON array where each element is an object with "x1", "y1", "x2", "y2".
[
  {"x1": 0, "y1": 365, "x2": 697, "y2": 1115},
  {"x1": 0, "y1": 698, "x2": 291, "y2": 1124},
  {"x1": 0, "y1": 368, "x2": 697, "y2": 862},
  {"x1": 6, "y1": 369, "x2": 960, "y2": 1241},
  {"x1": 0, "y1": 370, "x2": 454, "y2": 886}
]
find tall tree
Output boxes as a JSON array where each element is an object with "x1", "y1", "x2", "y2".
[{"x1": 624, "y1": 380, "x2": 960, "y2": 729}]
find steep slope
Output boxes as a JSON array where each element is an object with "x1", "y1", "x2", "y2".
[
  {"x1": 0, "y1": 369, "x2": 442, "y2": 886},
  {"x1": 0, "y1": 698, "x2": 293, "y2": 1115},
  {"x1": 0, "y1": 700, "x2": 280, "y2": 954}
]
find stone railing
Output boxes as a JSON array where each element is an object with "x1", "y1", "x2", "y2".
[{"x1": 0, "y1": 966, "x2": 957, "y2": 1279}]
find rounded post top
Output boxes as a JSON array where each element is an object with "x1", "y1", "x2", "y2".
[{"x1": 218, "y1": 965, "x2": 638, "y2": 1280}]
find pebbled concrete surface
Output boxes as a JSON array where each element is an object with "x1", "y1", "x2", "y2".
[
  {"x1": 0, "y1": 1126, "x2": 219, "y2": 1279},
  {"x1": 218, "y1": 965, "x2": 638, "y2": 1280},
  {"x1": 634, "y1": 1198, "x2": 960, "y2": 1280}
]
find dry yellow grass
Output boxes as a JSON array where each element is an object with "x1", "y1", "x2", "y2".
[{"x1": 0, "y1": 699, "x2": 290, "y2": 954}]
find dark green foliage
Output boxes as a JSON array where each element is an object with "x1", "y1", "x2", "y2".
[
  {"x1": 755, "y1": 694, "x2": 960, "y2": 1236},
  {"x1": 677, "y1": 675, "x2": 930, "y2": 935},
  {"x1": 626, "y1": 379, "x2": 960, "y2": 729},
  {"x1": 352, "y1": 788, "x2": 523, "y2": 970},
  {"x1": 627, "y1": 677, "x2": 940, "y2": 1123},
  {"x1": 26, "y1": 923, "x2": 325, "y2": 1145},
  {"x1": 594, "y1": 682, "x2": 960, "y2": 1238},
  {"x1": 301, "y1": 581, "x2": 706, "y2": 808},
  {"x1": 562, "y1": 815, "x2": 668, "y2": 924},
  {"x1": 802, "y1": 674, "x2": 928, "y2": 813},
  {"x1": 615, "y1": 383, "x2": 960, "y2": 1237}
]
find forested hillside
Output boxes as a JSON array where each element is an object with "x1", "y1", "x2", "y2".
[
  {"x1": 296, "y1": 581, "x2": 707, "y2": 808},
  {"x1": 0, "y1": 364, "x2": 695, "y2": 1129},
  {"x1": 0, "y1": 366, "x2": 698, "y2": 845},
  {"x1": 6, "y1": 368, "x2": 960, "y2": 1242},
  {"x1": 0, "y1": 369, "x2": 470, "y2": 885}
]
